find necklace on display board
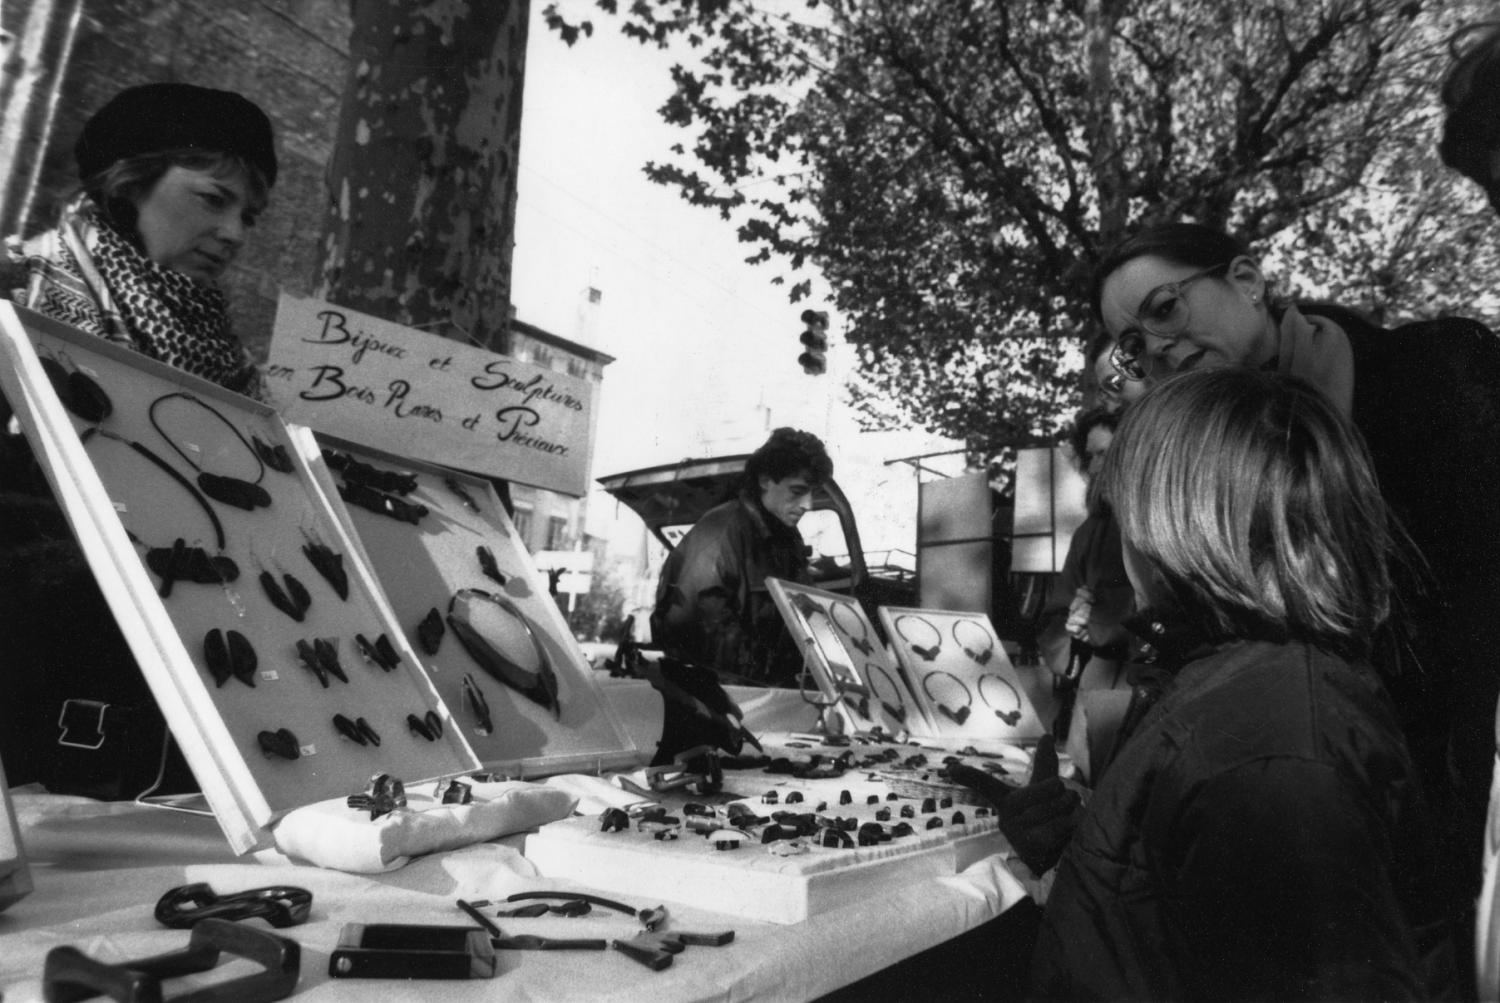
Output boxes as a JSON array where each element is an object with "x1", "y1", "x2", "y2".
[
  {"x1": 80, "y1": 427, "x2": 239, "y2": 598},
  {"x1": 148, "y1": 392, "x2": 272, "y2": 511},
  {"x1": 952, "y1": 619, "x2": 995, "y2": 666},
  {"x1": 921, "y1": 670, "x2": 972, "y2": 726},
  {"x1": 894, "y1": 614, "x2": 943, "y2": 662}
]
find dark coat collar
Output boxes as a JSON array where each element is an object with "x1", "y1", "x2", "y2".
[
  {"x1": 734, "y1": 491, "x2": 799, "y2": 544},
  {"x1": 1123, "y1": 605, "x2": 1225, "y2": 672}
]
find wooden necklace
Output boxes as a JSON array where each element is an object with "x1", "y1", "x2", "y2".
[
  {"x1": 149, "y1": 392, "x2": 271, "y2": 511},
  {"x1": 921, "y1": 670, "x2": 973, "y2": 726},
  {"x1": 80, "y1": 427, "x2": 238, "y2": 597},
  {"x1": 446, "y1": 588, "x2": 560, "y2": 718},
  {"x1": 894, "y1": 614, "x2": 943, "y2": 661},
  {"x1": 952, "y1": 619, "x2": 995, "y2": 666}
]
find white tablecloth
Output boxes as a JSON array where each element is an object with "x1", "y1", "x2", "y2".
[
  {"x1": 0, "y1": 787, "x2": 1029, "y2": 1002},
  {"x1": 1, "y1": 678, "x2": 1035, "y2": 1000}
]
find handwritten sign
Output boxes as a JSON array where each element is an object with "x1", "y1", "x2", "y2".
[{"x1": 266, "y1": 294, "x2": 597, "y2": 496}]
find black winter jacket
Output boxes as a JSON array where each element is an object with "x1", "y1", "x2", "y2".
[
  {"x1": 650, "y1": 495, "x2": 808, "y2": 685},
  {"x1": 1031, "y1": 636, "x2": 1457, "y2": 1001},
  {"x1": 1302, "y1": 306, "x2": 1500, "y2": 888}
]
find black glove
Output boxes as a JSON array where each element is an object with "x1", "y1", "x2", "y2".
[
  {"x1": 647, "y1": 656, "x2": 755, "y2": 764},
  {"x1": 659, "y1": 656, "x2": 744, "y2": 720},
  {"x1": 947, "y1": 735, "x2": 1081, "y2": 875}
]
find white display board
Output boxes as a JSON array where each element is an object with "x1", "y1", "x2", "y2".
[
  {"x1": 879, "y1": 605, "x2": 1045, "y2": 744},
  {"x1": 765, "y1": 579, "x2": 923, "y2": 734},
  {"x1": 307, "y1": 434, "x2": 639, "y2": 776},
  {"x1": 0, "y1": 303, "x2": 479, "y2": 853}
]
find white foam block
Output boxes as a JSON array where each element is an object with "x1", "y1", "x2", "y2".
[{"x1": 524, "y1": 774, "x2": 1009, "y2": 925}]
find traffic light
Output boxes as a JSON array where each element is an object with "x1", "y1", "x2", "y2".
[{"x1": 798, "y1": 309, "x2": 829, "y2": 375}]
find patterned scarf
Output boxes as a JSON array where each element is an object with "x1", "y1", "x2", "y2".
[
  {"x1": 15, "y1": 196, "x2": 262, "y2": 397},
  {"x1": 1272, "y1": 303, "x2": 1354, "y2": 418}
]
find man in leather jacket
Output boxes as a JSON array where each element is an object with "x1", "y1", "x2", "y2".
[{"x1": 650, "y1": 427, "x2": 832, "y2": 687}]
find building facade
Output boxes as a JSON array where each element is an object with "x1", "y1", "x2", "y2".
[{"x1": 495, "y1": 315, "x2": 613, "y2": 562}]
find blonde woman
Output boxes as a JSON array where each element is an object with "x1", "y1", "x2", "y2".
[{"x1": 1031, "y1": 369, "x2": 1459, "y2": 1000}]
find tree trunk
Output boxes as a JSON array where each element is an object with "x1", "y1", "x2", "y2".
[
  {"x1": 318, "y1": 0, "x2": 530, "y2": 347},
  {"x1": 1084, "y1": 0, "x2": 1125, "y2": 254}
]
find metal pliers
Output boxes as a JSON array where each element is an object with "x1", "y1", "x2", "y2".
[
  {"x1": 612, "y1": 929, "x2": 735, "y2": 971},
  {"x1": 491, "y1": 933, "x2": 606, "y2": 951},
  {"x1": 504, "y1": 891, "x2": 666, "y2": 931}
]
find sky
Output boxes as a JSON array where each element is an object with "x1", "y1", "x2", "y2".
[
  {"x1": 508, "y1": 3, "x2": 962, "y2": 558},
  {"x1": 511, "y1": 4, "x2": 834, "y2": 472}
]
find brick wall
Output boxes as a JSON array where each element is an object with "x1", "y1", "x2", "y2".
[
  {"x1": 2, "y1": 0, "x2": 607, "y2": 524},
  {"x1": 2, "y1": 0, "x2": 350, "y2": 358}
]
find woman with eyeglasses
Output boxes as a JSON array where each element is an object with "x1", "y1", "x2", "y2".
[{"x1": 1091, "y1": 221, "x2": 1500, "y2": 922}]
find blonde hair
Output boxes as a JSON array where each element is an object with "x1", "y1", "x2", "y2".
[{"x1": 1100, "y1": 369, "x2": 1391, "y2": 657}]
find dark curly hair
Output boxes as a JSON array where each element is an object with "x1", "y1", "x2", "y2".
[
  {"x1": 743, "y1": 427, "x2": 833, "y2": 491},
  {"x1": 1068, "y1": 406, "x2": 1120, "y2": 473}
]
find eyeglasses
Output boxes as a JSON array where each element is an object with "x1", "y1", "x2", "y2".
[{"x1": 1109, "y1": 262, "x2": 1230, "y2": 379}]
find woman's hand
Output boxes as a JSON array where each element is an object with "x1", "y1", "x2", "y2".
[
  {"x1": 947, "y1": 736, "x2": 1083, "y2": 875},
  {"x1": 1064, "y1": 586, "x2": 1095, "y2": 641}
]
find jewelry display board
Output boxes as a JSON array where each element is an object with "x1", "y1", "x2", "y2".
[
  {"x1": 878, "y1": 606, "x2": 1044, "y2": 743},
  {"x1": 304, "y1": 434, "x2": 639, "y2": 776},
  {"x1": 765, "y1": 579, "x2": 926, "y2": 734},
  {"x1": 0, "y1": 303, "x2": 479, "y2": 853}
]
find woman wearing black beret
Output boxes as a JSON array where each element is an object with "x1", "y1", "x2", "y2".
[
  {"x1": 0, "y1": 83, "x2": 278, "y2": 799},
  {"x1": 15, "y1": 81, "x2": 278, "y2": 396}
]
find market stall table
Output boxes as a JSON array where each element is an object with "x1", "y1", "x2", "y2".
[
  {"x1": 0, "y1": 780, "x2": 1031, "y2": 1002},
  {"x1": 0, "y1": 649, "x2": 1047, "y2": 1000}
]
